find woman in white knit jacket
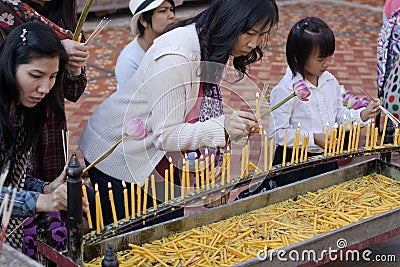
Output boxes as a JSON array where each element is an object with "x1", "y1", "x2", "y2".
[{"x1": 79, "y1": 0, "x2": 279, "y2": 226}]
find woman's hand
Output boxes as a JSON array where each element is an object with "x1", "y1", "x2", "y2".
[
  {"x1": 61, "y1": 39, "x2": 89, "y2": 77},
  {"x1": 224, "y1": 110, "x2": 259, "y2": 140},
  {"x1": 360, "y1": 98, "x2": 381, "y2": 121},
  {"x1": 314, "y1": 133, "x2": 327, "y2": 148}
]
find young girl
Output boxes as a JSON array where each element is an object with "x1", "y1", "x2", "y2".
[
  {"x1": 238, "y1": 17, "x2": 380, "y2": 198},
  {"x1": 0, "y1": 22, "x2": 88, "y2": 250},
  {"x1": 79, "y1": 0, "x2": 279, "y2": 225}
]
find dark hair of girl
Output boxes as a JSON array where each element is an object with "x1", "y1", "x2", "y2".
[
  {"x1": 0, "y1": 22, "x2": 68, "y2": 152},
  {"x1": 166, "y1": 0, "x2": 279, "y2": 77},
  {"x1": 24, "y1": 0, "x2": 77, "y2": 30},
  {"x1": 138, "y1": 0, "x2": 176, "y2": 35},
  {"x1": 286, "y1": 17, "x2": 335, "y2": 79}
]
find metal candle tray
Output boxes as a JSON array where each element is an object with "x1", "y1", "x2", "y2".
[{"x1": 83, "y1": 158, "x2": 400, "y2": 266}]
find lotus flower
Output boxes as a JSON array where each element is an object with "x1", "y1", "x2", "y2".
[
  {"x1": 82, "y1": 116, "x2": 148, "y2": 173},
  {"x1": 261, "y1": 80, "x2": 311, "y2": 118},
  {"x1": 125, "y1": 116, "x2": 148, "y2": 140}
]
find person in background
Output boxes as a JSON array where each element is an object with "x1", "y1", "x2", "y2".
[
  {"x1": 0, "y1": 21, "x2": 88, "y2": 251},
  {"x1": 79, "y1": 0, "x2": 279, "y2": 226},
  {"x1": 383, "y1": 0, "x2": 400, "y2": 23},
  {"x1": 238, "y1": 17, "x2": 381, "y2": 199},
  {"x1": 115, "y1": 0, "x2": 182, "y2": 89},
  {"x1": 0, "y1": 0, "x2": 89, "y2": 259}
]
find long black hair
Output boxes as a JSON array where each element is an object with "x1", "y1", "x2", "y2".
[
  {"x1": 286, "y1": 17, "x2": 335, "y2": 79},
  {"x1": 0, "y1": 22, "x2": 68, "y2": 152},
  {"x1": 166, "y1": 0, "x2": 279, "y2": 76},
  {"x1": 23, "y1": 0, "x2": 77, "y2": 30}
]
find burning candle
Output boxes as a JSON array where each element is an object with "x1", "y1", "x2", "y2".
[
  {"x1": 324, "y1": 122, "x2": 329, "y2": 157},
  {"x1": 151, "y1": 174, "x2": 157, "y2": 211},
  {"x1": 95, "y1": 183, "x2": 100, "y2": 234},
  {"x1": 142, "y1": 178, "x2": 149, "y2": 215},
  {"x1": 340, "y1": 116, "x2": 347, "y2": 154},
  {"x1": 351, "y1": 124, "x2": 357, "y2": 151},
  {"x1": 256, "y1": 92, "x2": 261, "y2": 119},
  {"x1": 331, "y1": 123, "x2": 338, "y2": 156},
  {"x1": 300, "y1": 136, "x2": 306, "y2": 163},
  {"x1": 370, "y1": 118, "x2": 375, "y2": 148},
  {"x1": 336, "y1": 124, "x2": 343, "y2": 155},
  {"x1": 81, "y1": 181, "x2": 92, "y2": 229},
  {"x1": 365, "y1": 122, "x2": 371, "y2": 149},
  {"x1": 200, "y1": 155, "x2": 205, "y2": 190},
  {"x1": 169, "y1": 157, "x2": 174, "y2": 200},
  {"x1": 211, "y1": 153, "x2": 215, "y2": 188},
  {"x1": 241, "y1": 146, "x2": 245, "y2": 177},
  {"x1": 221, "y1": 152, "x2": 226, "y2": 186},
  {"x1": 380, "y1": 114, "x2": 389, "y2": 147},
  {"x1": 304, "y1": 135, "x2": 309, "y2": 161},
  {"x1": 137, "y1": 184, "x2": 141, "y2": 217},
  {"x1": 269, "y1": 138, "x2": 274, "y2": 170},
  {"x1": 264, "y1": 130, "x2": 268, "y2": 172},
  {"x1": 181, "y1": 158, "x2": 186, "y2": 199},
  {"x1": 355, "y1": 122, "x2": 361, "y2": 150},
  {"x1": 245, "y1": 144, "x2": 249, "y2": 176},
  {"x1": 347, "y1": 115, "x2": 354, "y2": 152},
  {"x1": 374, "y1": 127, "x2": 378, "y2": 148},
  {"x1": 227, "y1": 146, "x2": 231, "y2": 183},
  {"x1": 282, "y1": 132, "x2": 288, "y2": 166},
  {"x1": 130, "y1": 182, "x2": 135, "y2": 218},
  {"x1": 122, "y1": 181, "x2": 129, "y2": 221},
  {"x1": 108, "y1": 182, "x2": 118, "y2": 227},
  {"x1": 295, "y1": 123, "x2": 300, "y2": 164},
  {"x1": 164, "y1": 169, "x2": 169, "y2": 204},
  {"x1": 185, "y1": 154, "x2": 190, "y2": 194},
  {"x1": 205, "y1": 148, "x2": 210, "y2": 190}
]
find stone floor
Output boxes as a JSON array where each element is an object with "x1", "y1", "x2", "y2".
[{"x1": 66, "y1": 0, "x2": 400, "y2": 266}]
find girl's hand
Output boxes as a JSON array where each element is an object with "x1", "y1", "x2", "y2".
[
  {"x1": 61, "y1": 39, "x2": 89, "y2": 77},
  {"x1": 360, "y1": 98, "x2": 381, "y2": 121},
  {"x1": 313, "y1": 133, "x2": 327, "y2": 148},
  {"x1": 224, "y1": 110, "x2": 259, "y2": 139},
  {"x1": 36, "y1": 183, "x2": 68, "y2": 212}
]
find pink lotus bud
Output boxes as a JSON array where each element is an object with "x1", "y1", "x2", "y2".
[
  {"x1": 343, "y1": 91, "x2": 353, "y2": 101},
  {"x1": 292, "y1": 80, "x2": 311, "y2": 101},
  {"x1": 125, "y1": 116, "x2": 148, "y2": 140},
  {"x1": 347, "y1": 95, "x2": 359, "y2": 109}
]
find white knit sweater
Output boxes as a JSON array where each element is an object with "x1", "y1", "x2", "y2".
[{"x1": 78, "y1": 24, "x2": 227, "y2": 185}]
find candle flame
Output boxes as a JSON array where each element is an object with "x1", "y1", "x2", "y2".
[
  {"x1": 169, "y1": 156, "x2": 172, "y2": 163},
  {"x1": 227, "y1": 145, "x2": 230, "y2": 152},
  {"x1": 256, "y1": 92, "x2": 260, "y2": 98},
  {"x1": 326, "y1": 121, "x2": 329, "y2": 126},
  {"x1": 344, "y1": 114, "x2": 347, "y2": 121},
  {"x1": 184, "y1": 153, "x2": 188, "y2": 159},
  {"x1": 350, "y1": 112, "x2": 354, "y2": 119},
  {"x1": 372, "y1": 117, "x2": 375, "y2": 123},
  {"x1": 108, "y1": 182, "x2": 112, "y2": 189},
  {"x1": 95, "y1": 183, "x2": 98, "y2": 192},
  {"x1": 298, "y1": 122, "x2": 301, "y2": 127},
  {"x1": 333, "y1": 122, "x2": 338, "y2": 128},
  {"x1": 200, "y1": 154, "x2": 204, "y2": 160},
  {"x1": 205, "y1": 147, "x2": 209, "y2": 156},
  {"x1": 122, "y1": 180, "x2": 126, "y2": 188},
  {"x1": 263, "y1": 129, "x2": 267, "y2": 135}
]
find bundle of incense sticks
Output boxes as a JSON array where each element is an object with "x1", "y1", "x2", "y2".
[
  {"x1": 0, "y1": 186, "x2": 17, "y2": 251},
  {"x1": 62, "y1": 129, "x2": 69, "y2": 164},
  {"x1": 73, "y1": 0, "x2": 93, "y2": 40},
  {"x1": 85, "y1": 17, "x2": 111, "y2": 45}
]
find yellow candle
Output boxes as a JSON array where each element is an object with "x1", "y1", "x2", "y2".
[
  {"x1": 221, "y1": 153, "x2": 226, "y2": 186},
  {"x1": 324, "y1": 122, "x2": 329, "y2": 157},
  {"x1": 164, "y1": 169, "x2": 169, "y2": 204},
  {"x1": 142, "y1": 178, "x2": 149, "y2": 215},
  {"x1": 137, "y1": 184, "x2": 141, "y2": 217},
  {"x1": 336, "y1": 124, "x2": 342, "y2": 155},
  {"x1": 347, "y1": 119, "x2": 353, "y2": 152},
  {"x1": 95, "y1": 183, "x2": 100, "y2": 234},
  {"x1": 122, "y1": 181, "x2": 129, "y2": 221},
  {"x1": 169, "y1": 157, "x2": 174, "y2": 200},
  {"x1": 328, "y1": 126, "x2": 334, "y2": 156},
  {"x1": 211, "y1": 153, "x2": 215, "y2": 188},
  {"x1": 282, "y1": 133, "x2": 288, "y2": 166},
  {"x1": 205, "y1": 149, "x2": 210, "y2": 190},
  {"x1": 108, "y1": 182, "x2": 118, "y2": 227},
  {"x1": 351, "y1": 124, "x2": 357, "y2": 151},
  {"x1": 300, "y1": 136, "x2": 306, "y2": 163},
  {"x1": 227, "y1": 146, "x2": 231, "y2": 183},
  {"x1": 365, "y1": 122, "x2": 371, "y2": 149},
  {"x1": 380, "y1": 115, "x2": 389, "y2": 147},
  {"x1": 256, "y1": 92, "x2": 261, "y2": 119},
  {"x1": 374, "y1": 127, "x2": 379, "y2": 148},
  {"x1": 200, "y1": 157, "x2": 205, "y2": 190},
  {"x1": 130, "y1": 182, "x2": 135, "y2": 218},
  {"x1": 394, "y1": 127, "x2": 399, "y2": 146},
  {"x1": 185, "y1": 155, "x2": 190, "y2": 194},
  {"x1": 295, "y1": 124, "x2": 300, "y2": 164},
  {"x1": 355, "y1": 122, "x2": 361, "y2": 150},
  {"x1": 245, "y1": 145, "x2": 249, "y2": 176},
  {"x1": 264, "y1": 131, "x2": 268, "y2": 172},
  {"x1": 331, "y1": 123, "x2": 338, "y2": 156},
  {"x1": 181, "y1": 158, "x2": 185, "y2": 198},
  {"x1": 340, "y1": 117, "x2": 347, "y2": 154},
  {"x1": 370, "y1": 118, "x2": 375, "y2": 147},
  {"x1": 151, "y1": 174, "x2": 157, "y2": 211},
  {"x1": 269, "y1": 138, "x2": 274, "y2": 170},
  {"x1": 82, "y1": 181, "x2": 92, "y2": 229},
  {"x1": 241, "y1": 146, "x2": 245, "y2": 177},
  {"x1": 304, "y1": 135, "x2": 309, "y2": 161},
  {"x1": 195, "y1": 157, "x2": 200, "y2": 193}
]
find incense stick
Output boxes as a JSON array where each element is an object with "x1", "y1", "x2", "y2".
[{"x1": 85, "y1": 17, "x2": 111, "y2": 45}]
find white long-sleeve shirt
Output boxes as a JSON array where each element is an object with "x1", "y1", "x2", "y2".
[{"x1": 268, "y1": 67, "x2": 367, "y2": 153}]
